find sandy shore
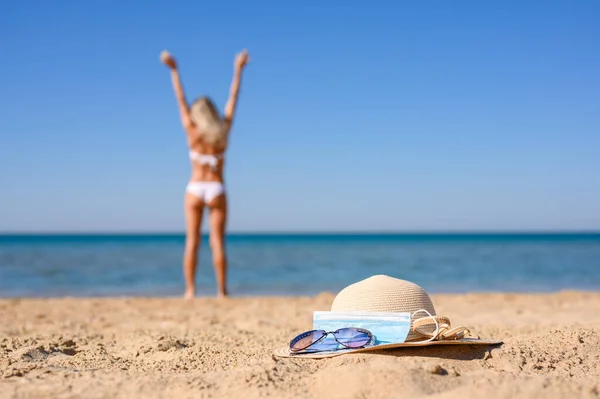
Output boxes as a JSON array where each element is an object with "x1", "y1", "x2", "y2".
[{"x1": 1, "y1": 292, "x2": 600, "y2": 398}]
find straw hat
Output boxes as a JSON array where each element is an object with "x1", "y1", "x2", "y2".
[
  {"x1": 274, "y1": 275, "x2": 502, "y2": 359},
  {"x1": 333, "y1": 275, "x2": 451, "y2": 342}
]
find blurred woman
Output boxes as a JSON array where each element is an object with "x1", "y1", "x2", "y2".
[{"x1": 160, "y1": 49, "x2": 250, "y2": 299}]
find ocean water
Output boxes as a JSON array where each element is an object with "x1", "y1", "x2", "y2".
[{"x1": 0, "y1": 233, "x2": 599, "y2": 297}]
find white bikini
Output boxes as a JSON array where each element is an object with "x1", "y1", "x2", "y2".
[{"x1": 186, "y1": 150, "x2": 225, "y2": 202}]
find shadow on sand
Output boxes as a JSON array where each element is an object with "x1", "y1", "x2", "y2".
[{"x1": 365, "y1": 342, "x2": 503, "y2": 361}]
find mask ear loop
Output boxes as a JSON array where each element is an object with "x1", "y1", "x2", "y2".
[{"x1": 411, "y1": 309, "x2": 440, "y2": 343}]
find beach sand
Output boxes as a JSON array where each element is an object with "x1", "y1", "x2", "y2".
[{"x1": 1, "y1": 292, "x2": 599, "y2": 398}]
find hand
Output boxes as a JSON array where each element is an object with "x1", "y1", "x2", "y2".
[
  {"x1": 234, "y1": 49, "x2": 250, "y2": 70},
  {"x1": 160, "y1": 50, "x2": 177, "y2": 70}
]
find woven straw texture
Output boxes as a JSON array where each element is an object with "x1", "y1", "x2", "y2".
[
  {"x1": 331, "y1": 275, "x2": 436, "y2": 315},
  {"x1": 331, "y1": 275, "x2": 440, "y2": 341}
]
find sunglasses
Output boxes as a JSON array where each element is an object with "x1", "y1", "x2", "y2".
[{"x1": 289, "y1": 327, "x2": 373, "y2": 352}]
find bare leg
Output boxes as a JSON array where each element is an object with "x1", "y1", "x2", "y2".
[
  {"x1": 183, "y1": 192, "x2": 204, "y2": 300},
  {"x1": 208, "y1": 194, "x2": 228, "y2": 297}
]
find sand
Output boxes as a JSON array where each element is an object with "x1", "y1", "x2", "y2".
[{"x1": 1, "y1": 292, "x2": 600, "y2": 398}]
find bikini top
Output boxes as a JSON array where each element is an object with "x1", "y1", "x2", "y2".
[{"x1": 189, "y1": 150, "x2": 224, "y2": 170}]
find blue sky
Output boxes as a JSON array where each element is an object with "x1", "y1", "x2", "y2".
[{"x1": 1, "y1": 0, "x2": 599, "y2": 232}]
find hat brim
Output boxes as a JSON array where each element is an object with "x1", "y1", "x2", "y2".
[{"x1": 273, "y1": 337, "x2": 503, "y2": 359}]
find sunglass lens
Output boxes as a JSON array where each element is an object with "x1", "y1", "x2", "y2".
[
  {"x1": 334, "y1": 328, "x2": 372, "y2": 348},
  {"x1": 290, "y1": 330, "x2": 327, "y2": 352}
]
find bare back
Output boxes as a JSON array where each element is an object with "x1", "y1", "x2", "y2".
[{"x1": 185, "y1": 125, "x2": 230, "y2": 183}]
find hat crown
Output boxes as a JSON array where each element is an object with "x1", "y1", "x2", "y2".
[{"x1": 331, "y1": 275, "x2": 436, "y2": 315}]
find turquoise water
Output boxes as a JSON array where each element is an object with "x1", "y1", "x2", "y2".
[{"x1": 0, "y1": 233, "x2": 599, "y2": 297}]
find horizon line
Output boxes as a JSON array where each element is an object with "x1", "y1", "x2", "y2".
[{"x1": 2, "y1": 230, "x2": 600, "y2": 236}]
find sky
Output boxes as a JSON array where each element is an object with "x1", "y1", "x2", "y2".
[{"x1": 1, "y1": 0, "x2": 599, "y2": 233}]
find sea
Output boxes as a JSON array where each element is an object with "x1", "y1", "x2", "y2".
[{"x1": 0, "y1": 233, "x2": 599, "y2": 297}]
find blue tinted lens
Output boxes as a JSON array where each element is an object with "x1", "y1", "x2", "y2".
[
  {"x1": 334, "y1": 328, "x2": 372, "y2": 348},
  {"x1": 290, "y1": 330, "x2": 326, "y2": 351}
]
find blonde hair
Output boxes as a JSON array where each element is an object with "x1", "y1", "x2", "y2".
[{"x1": 189, "y1": 96, "x2": 228, "y2": 147}]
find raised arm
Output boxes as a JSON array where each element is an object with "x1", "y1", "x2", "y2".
[
  {"x1": 160, "y1": 51, "x2": 192, "y2": 129},
  {"x1": 223, "y1": 49, "x2": 250, "y2": 126}
]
